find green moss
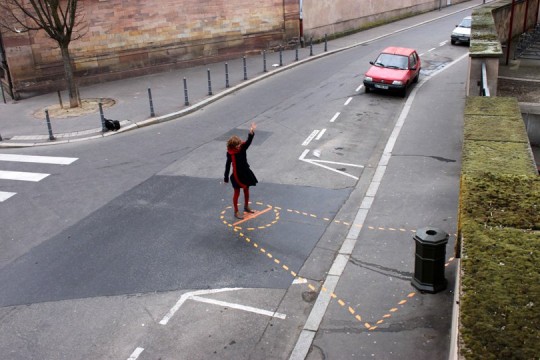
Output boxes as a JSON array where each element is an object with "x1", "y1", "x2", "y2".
[
  {"x1": 464, "y1": 115, "x2": 529, "y2": 143},
  {"x1": 470, "y1": 41, "x2": 503, "y2": 56},
  {"x1": 462, "y1": 141, "x2": 537, "y2": 175},
  {"x1": 465, "y1": 97, "x2": 521, "y2": 116},
  {"x1": 460, "y1": 223, "x2": 540, "y2": 359},
  {"x1": 461, "y1": 173, "x2": 540, "y2": 229}
]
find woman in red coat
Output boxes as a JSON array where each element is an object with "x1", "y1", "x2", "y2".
[{"x1": 224, "y1": 123, "x2": 258, "y2": 219}]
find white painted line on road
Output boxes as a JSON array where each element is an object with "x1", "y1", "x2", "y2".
[
  {"x1": 330, "y1": 112, "x2": 340, "y2": 123},
  {"x1": 302, "y1": 130, "x2": 320, "y2": 146},
  {"x1": 0, "y1": 154, "x2": 78, "y2": 165},
  {"x1": 0, "y1": 170, "x2": 49, "y2": 182},
  {"x1": 300, "y1": 151, "x2": 360, "y2": 180},
  {"x1": 0, "y1": 191, "x2": 16, "y2": 202},
  {"x1": 127, "y1": 347, "x2": 144, "y2": 360},
  {"x1": 316, "y1": 128, "x2": 326, "y2": 140},
  {"x1": 428, "y1": 47, "x2": 436, "y2": 52},
  {"x1": 191, "y1": 296, "x2": 287, "y2": 319},
  {"x1": 440, "y1": 41, "x2": 448, "y2": 46},
  {"x1": 310, "y1": 159, "x2": 364, "y2": 168},
  {"x1": 344, "y1": 97, "x2": 353, "y2": 106},
  {"x1": 303, "y1": 275, "x2": 339, "y2": 332},
  {"x1": 160, "y1": 288, "x2": 243, "y2": 325},
  {"x1": 356, "y1": 84, "x2": 363, "y2": 92},
  {"x1": 289, "y1": 330, "x2": 316, "y2": 360},
  {"x1": 299, "y1": 149, "x2": 310, "y2": 161}
]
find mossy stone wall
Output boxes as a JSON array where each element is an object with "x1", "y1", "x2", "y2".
[{"x1": 458, "y1": 96, "x2": 540, "y2": 358}]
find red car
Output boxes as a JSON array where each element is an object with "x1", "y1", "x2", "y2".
[{"x1": 363, "y1": 47, "x2": 421, "y2": 97}]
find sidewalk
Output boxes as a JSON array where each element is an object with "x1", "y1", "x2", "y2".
[{"x1": 0, "y1": 0, "x2": 498, "y2": 148}]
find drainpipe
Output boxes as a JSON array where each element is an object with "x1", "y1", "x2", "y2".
[{"x1": 506, "y1": 0, "x2": 516, "y2": 65}]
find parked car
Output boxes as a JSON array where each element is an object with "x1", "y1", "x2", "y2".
[
  {"x1": 451, "y1": 16, "x2": 471, "y2": 45},
  {"x1": 363, "y1": 46, "x2": 421, "y2": 97}
]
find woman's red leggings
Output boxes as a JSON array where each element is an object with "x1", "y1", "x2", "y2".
[{"x1": 233, "y1": 187, "x2": 249, "y2": 212}]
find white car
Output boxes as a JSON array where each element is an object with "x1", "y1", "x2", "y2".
[{"x1": 451, "y1": 16, "x2": 471, "y2": 45}]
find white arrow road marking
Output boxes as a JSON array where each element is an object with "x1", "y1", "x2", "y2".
[
  {"x1": 0, "y1": 154, "x2": 78, "y2": 165},
  {"x1": 299, "y1": 150, "x2": 363, "y2": 180},
  {"x1": 0, "y1": 170, "x2": 49, "y2": 182},
  {"x1": 0, "y1": 191, "x2": 16, "y2": 202},
  {"x1": 160, "y1": 288, "x2": 286, "y2": 325},
  {"x1": 302, "y1": 130, "x2": 320, "y2": 146},
  {"x1": 191, "y1": 296, "x2": 287, "y2": 319},
  {"x1": 292, "y1": 277, "x2": 308, "y2": 285}
]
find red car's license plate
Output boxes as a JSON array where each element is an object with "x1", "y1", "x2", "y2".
[{"x1": 375, "y1": 84, "x2": 389, "y2": 89}]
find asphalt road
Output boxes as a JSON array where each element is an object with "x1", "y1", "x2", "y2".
[{"x1": 0, "y1": 7, "x2": 473, "y2": 360}]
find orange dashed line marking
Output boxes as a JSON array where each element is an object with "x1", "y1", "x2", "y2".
[{"x1": 223, "y1": 203, "x2": 457, "y2": 329}]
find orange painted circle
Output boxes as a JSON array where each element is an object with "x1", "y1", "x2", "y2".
[{"x1": 220, "y1": 204, "x2": 280, "y2": 231}]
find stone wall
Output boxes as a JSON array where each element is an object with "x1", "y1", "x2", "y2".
[{"x1": 301, "y1": 0, "x2": 471, "y2": 39}]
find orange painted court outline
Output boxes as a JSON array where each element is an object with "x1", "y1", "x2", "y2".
[{"x1": 233, "y1": 206, "x2": 273, "y2": 226}]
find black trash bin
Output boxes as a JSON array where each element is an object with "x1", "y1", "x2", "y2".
[{"x1": 411, "y1": 227, "x2": 448, "y2": 293}]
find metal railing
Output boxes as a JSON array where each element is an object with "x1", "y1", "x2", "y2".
[{"x1": 480, "y1": 62, "x2": 490, "y2": 97}]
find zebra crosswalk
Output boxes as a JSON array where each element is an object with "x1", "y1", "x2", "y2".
[{"x1": 0, "y1": 153, "x2": 78, "y2": 202}]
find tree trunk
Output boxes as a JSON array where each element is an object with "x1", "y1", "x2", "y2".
[{"x1": 60, "y1": 44, "x2": 79, "y2": 108}]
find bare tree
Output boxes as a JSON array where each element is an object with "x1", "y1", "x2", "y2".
[{"x1": 0, "y1": 0, "x2": 85, "y2": 107}]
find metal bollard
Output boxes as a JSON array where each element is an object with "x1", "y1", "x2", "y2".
[
  {"x1": 295, "y1": 44, "x2": 299, "y2": 61},
  {"x1": 243, "y1": 56, "x2": 248, "y2": 80},
  {"x1": 324, "y1": 34, "x2": 328, "y2": 52},
  {"x1": 45, "y1": 109, "x2": 55, "y2": 141},
  {"x1": 411, "y1": 227, "x2": 449, "y2": 293},
  {"x1": 1, "y1": 84, "x2": 6, "y2": 104},
  {"x1": 207, "y1": 69, "x2": 213, "y2": 96},
  {"x1": 310, "y1": 37, "x2": 313, "y2": 56},
  {"x1": 183, "y1": 77, "x2": 189, "y2": 106},
  {"x1": 148, "y1": 88, "x2": 155, "y2": 117},
  {"x1": 225, "y1": 63, "x2": 230, "y2": 88},
  {"x1": 279, "y1": 47, "x2": 283, "y2": 66},
  {"x1": 263, "y1": 50, "x2": 267, "y2": 73},
  {"x1": 99, "y1": 101, "x2": 106, "y2": 132}
]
